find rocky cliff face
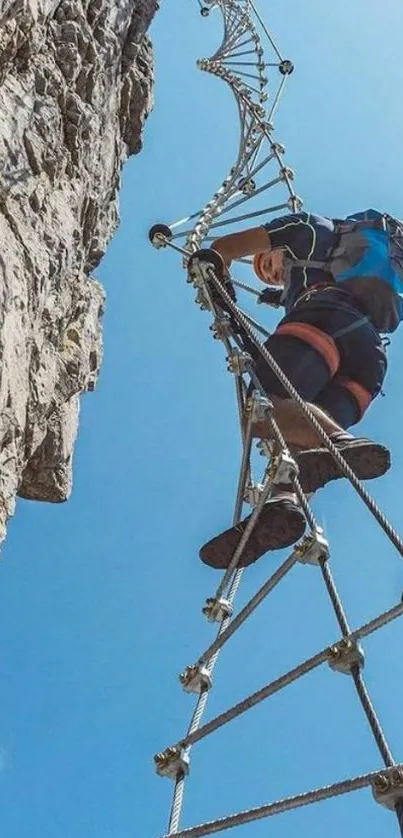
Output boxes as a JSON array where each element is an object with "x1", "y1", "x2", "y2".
[{"x1": 0, "y1": 0, "x2": 157, "y2": 541}]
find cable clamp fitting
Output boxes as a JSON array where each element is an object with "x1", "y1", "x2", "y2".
[
  {"x1": 154, "y1": 746, "x2": 190, "y2": 780},
  {"x1": 244, "y1": 482, "x2": 264, "y2": 506},
  {"x1": 202, "y1": 597, "x2": 233, "y2": 623},
  {"x1": 187, "y1": 257, "x2": 211, "y2": 291},
  {"x1": 294, "y1": 528, "x2": 330, "y2": 566},
  {"x1": 371, "y1": 767, "x2": 403, "y2": 810},
  {"x1": 238, "y1": 177, "x2": 256, "y2": 195},
  {"x1": 245, "y1": 391, "x2": 273, "y2": 425},
  {"x1": 195, "y1": 288, "x2": 211, "y2": 311},
  {"x1": 179, "y1": 664, "x2": 212, "y2": 694},
  {"x1": 210, "y1": 314, "x2": 233, "y2": 341},
  {"x1": 327, "y1": 638, "x2": 365, "y2": 675},
  {"x1": 269, "y1": 450, "x2": 298, "y2": 488},
  {"x1": 257, "y1": 438, "x2": 276, "y2": 459},
  {"x1": 280, "y1": 166, "x2": 295, "y2": 182},
  {"x1": 288, "y1": 195, "x2": 304, "y2": 212},
  {"x1": 226, "y1": 349, "x2": 252, "y2": 375}
]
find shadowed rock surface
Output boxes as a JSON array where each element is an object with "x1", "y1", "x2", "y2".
[{"x1": 0, "y1": 0, "x2": 157, "y2": 539}]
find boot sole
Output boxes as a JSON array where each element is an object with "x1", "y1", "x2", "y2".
[
  {"x1": 200, "y1": 500, "x2": 306, "y2": 570},
  {"x1": 296, "y1": 442, "x2": 391, "y2": 495}
]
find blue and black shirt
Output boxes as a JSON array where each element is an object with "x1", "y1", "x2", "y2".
[{"x1": 262, "y1": 211, "x2": 340, "y2": 312}]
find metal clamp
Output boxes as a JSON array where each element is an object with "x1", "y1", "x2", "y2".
[
  {"x1": 245, "y1": 392, "x2": 273, "y2": 425},
  {"x1": 195, "y1": 288, "x2": 211, "y2": 311},
  {"x1": 280, "y1": 166, "x2": 295, "y2": 181},
  {"x1": 294, "y1": 528, "x2": 330, "y2": 566},
  {"x1": 272, "y1": 142, "x2": 285, "y2": 155},
  {"x1": 327, "y1": 638, "x2": 365, "y2": 675},
  {"x1": 179, "y1": 664, "x2": 212, "y2": 694},
  {"x1": 371, "y1": 767, "x2": 403, "y2": 810},
  {"x1": 210, "y1": 314, "x2": 233, "y2": 341},
  {"x1": 288, "y1": 195, "x2": 303, "y2": 212},
  {"x1": 154, "y1": 746, "x2": 190, "y2": 779},
  {"x1": 257, "y1": 438, "x2": 276, "y2": 459},
  {"x1": 238, "y1": 177, "x2": 256, "y2": 195},
  {"x1": 187, "y1": 257, "x2": 211, "y2": 290},
  {"x1": 243, "y1": 482, "x2": 265, "y2": 506},
  {"x1": 202, "y1": 597, "x2": 233, "y2": 623},
  {"x1": 269, "y1": 450, "x2": 298, "y2": 487},
  {"x1": 226, "y1": 349, "x2": 252, "y2": 375}
]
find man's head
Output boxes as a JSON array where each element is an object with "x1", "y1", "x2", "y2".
[{"x1": 253, "y1": 249, "x2": 284, "y2": 285}]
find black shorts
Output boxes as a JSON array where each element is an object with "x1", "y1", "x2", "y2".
[{"x1": 251, "y1": 289, "x2": 387, "y2": 428}]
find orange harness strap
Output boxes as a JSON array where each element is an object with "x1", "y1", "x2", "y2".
[
  {"x1": 275, "y1": 321, "x2": 340, "y2": 378},
  {"x1": 335, "y1": 376, "x2": 373, "y2": 419}
]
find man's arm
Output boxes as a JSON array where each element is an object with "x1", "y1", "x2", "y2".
[
  {"x1": 211, "y1": 213, "x2": 311, "y2": 266},
  {"x1": 211, "y1": 226, "x2": 271, "y2": 267}
]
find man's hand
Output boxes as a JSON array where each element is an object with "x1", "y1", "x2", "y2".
[
  {"x1": 187, "y1": 248, "x2": 237, "y2": 309},
  {"x1": 258, "y1": 286, "x2": 283, "y2": 307}
]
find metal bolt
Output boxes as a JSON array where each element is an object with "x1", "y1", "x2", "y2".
[
  {"x1": 294, "y1": 529, "x2": 330, "y2": 566},
  {"x1": 328, "y1": 638, "x2": 365, "y2": 675},
  {"x1": 238, "y1": 177, "x2": 256, "y2": 195},
  {"x1": 280, "y1": 166, "x2": 295, "y2": 181},
  {"x1": 269, "y1": 451, "x2": 298, "y2": 487},
  {"x1": 179, "y1": 664, "x2": 213, "y2": 694},
  {"x1": 371, "y1": 768, "x2": 403, "y2": 810},
  {"x1": 244, "y1": 482, "x2": 265, "y2": 506},
  {"x1": 288, "y1": 195, "x2": 303, "y2": 211},
  {"x1": 154, "y1": 746, "x2": 190, "y2": 779},
  {"x1": 226, "y1": 350, "x2": 252, "y2": 375},
  {"x1": 202, "y1": 597, "x2": 233, "y2": 623},
  {"x1": 245, "y1": 392, "x2": 273, "y2": 424},
  {"x1": 210, "y1": 314, "x2": 233, "y2": 340}
]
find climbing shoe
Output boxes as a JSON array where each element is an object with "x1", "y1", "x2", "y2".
[
  {"x1": 295, "y1": 432, "x2": 391, "y2": 495},
  {"x1": 199, "y1": 493, "x2": 306, "y2": 569}
]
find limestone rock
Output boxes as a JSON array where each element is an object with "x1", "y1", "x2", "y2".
[{"x1": 0, "y1": 0, "x2": 158, "y2": 541}]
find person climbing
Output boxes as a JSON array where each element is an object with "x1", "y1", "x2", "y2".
[{"x1": 197, "y1": 209, "x2": 403, "y2": 569}]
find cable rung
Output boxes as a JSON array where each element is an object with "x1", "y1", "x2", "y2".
[
  {"x1": 220, "y1": 49, "x2": 259, "y2": 58},
  {"x1": 159, "y1": 765, "x2": 403, "y2": 838},
  {"x1": 214, "y1": 174, "x2": 284, "y2": 220},
  {"x1": 162, "y1": 599, "x2": 403, "y2": 753},
  {"x1": 204, "y1": 201, "x2": 290, "y2": 230},
  {"x1": 198, "y1": 552, "x2": 298, "y2": 667}
]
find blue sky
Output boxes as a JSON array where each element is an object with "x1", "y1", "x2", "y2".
[{"x1": 1, "y1": 1, "x2": 403, "y2": 836}]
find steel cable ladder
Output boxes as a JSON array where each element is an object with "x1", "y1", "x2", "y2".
[{"x1": 148, "y1": 2, "x2": 403, "y2": 834}]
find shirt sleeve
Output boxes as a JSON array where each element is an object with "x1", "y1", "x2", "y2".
[{"x1": 262, "y1": 212, "x2": 315, "y2": 259}]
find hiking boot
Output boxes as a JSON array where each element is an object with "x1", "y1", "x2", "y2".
[
  {"x1": 200, "y1": 493, "x2": 306, "y2": 569},
  {"x1": 295, "y1": 432, "x2": 391, "y2": 495}
]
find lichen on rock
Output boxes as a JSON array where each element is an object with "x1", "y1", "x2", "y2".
[{"x1": 0, "y1": 0, "x2": 157, "y2": 541}]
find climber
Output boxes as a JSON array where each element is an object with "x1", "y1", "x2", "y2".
[{"x1": 198, "y1": 209, "x2": 402, "y2": 569}]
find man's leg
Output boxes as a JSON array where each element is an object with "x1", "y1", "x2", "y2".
[
  {"x1": 200, "y1": 332, "x2": 334, "y2": 569},
  {"x1": 200, "y1": 300, "x2": 389, "y2": 569},
  {"x1": 253, "y1": 394, "x2": 343, "y2": 449},
  {"x1": 250, "y1": 321, "x2": 345, "y2": 446}
]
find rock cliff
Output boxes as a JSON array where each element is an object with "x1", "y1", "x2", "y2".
[{"x1": 0, "y1": 0, "x2": 157, "y2": 540}]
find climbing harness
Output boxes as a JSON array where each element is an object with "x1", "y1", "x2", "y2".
[{"x1": 149, "y1": 1, "x2": 403, "y2": 834}]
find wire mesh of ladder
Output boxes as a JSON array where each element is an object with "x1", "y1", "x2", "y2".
[{"x1": 148, "y1": 1, "x2": 403, "y2": 834}]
